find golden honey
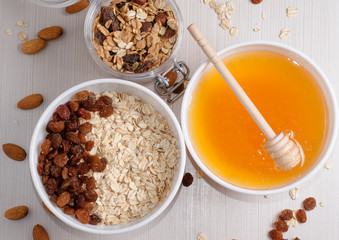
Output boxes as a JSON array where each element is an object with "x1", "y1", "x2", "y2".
[{"x1": 188, "y1": 50, "x2": 328, "y2": 189}]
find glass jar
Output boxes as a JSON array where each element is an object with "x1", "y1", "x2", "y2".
[{"x1": 30, "y1": 0, "x2": 78, "y2": 8}]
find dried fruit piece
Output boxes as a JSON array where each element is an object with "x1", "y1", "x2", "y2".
[
  {"x1": 75, "y1": 208, "x2": 90, "y2": 224},
  {"x1": 182, "y1": 172, "x2": 194, "y2": 187},
  {"x1": 78, "y1": 162, "x2": 91, "y2": 175},
  {"x1": 296, "y1": 209, "x2": 307, "y2": 223},
  {"x1": 303, "y1": 197, "x2": 316, "y2": 211},
  {"x1": 90, "y1": 155, "x2": 107, "y2": 172},
  {"x1": 17, "y1": 94, "x2": 43, "y2": 110},
  {"x1": 45, "y1": 178, "x2": 57, "y2": 196},
  {"x1": 42, "y1": 202, "x2": 54, "y2": 216},
  {"x1": 54, "y1": 153, "x2": 69, "y2": 168},
  {"x1": 89, "y1": 214, "x2": 101, "y2": 225},
  {"x1": 78, "y1": 122, "x2": 93, "y2": 135},
  {"x1": 83, "y1": 189, "x2": 98, "y2": 202},
  {"x1": 252, "y1": 0, "x2": 263, "y2": 4},
  {"x1": 66, "y1": 0, "x2": 90, "y2": 14},
  {"x1": 47, "y1": 133, "x2": 62, "y2": 149},
  {"x1": 164, "y1": 28, "x2": 177, "y2": 38},
  {"x1": 133, "y1": 0, "x2": 147, "y2": 5},
  {"x1": 21, "y1": 39, "x2": 46, "y2": 55},
  {"x1": 2, "y1": 143, "x2": 26, "y2": 161},
  {"x1": 65, "y1": 132, "x2": 81, "y2": 144},
  {"x1": 85, "y1": 176, "x2": 96, "y2": 190},
  {"x1": 57, "y1": 192, "x2": 71, "y2": 207},
  {"x1": 4, "y1": 206, "x2": 29, "y2": 220},
  {"x1": 41, "y1": 139, "x2": 52, "y2": 155},
  {"x1": 135, "y1": 61, "x2": 153, "y2": 73},
  {"x1": 279, "y1": 209, "x2": 293, "y2": 221},
  {"x1": 99, "y1": 105, "x2": 114, "y2": 118},
  {"x1": 123, "y1": 54, "x2": 140, "y2": 64},
  {"x1": 77, "y1": 108, "x2": 91, "y2": 119},
  {"x1": 95, "y1": 30, "x2": 106, "y2": 45},
  {"x1": 85, "y1": 141, "x2": 94, "y2": 151},
  {"x1": 269, "y1": 229, "x2": 282, "y2": 240},
  {"x1": 47, "y1": 121, "x2": 65, "y2": 133},
  {"x1": 63, "y1": 206, "x2": 75, "y2": 215},
  {"x1": 38, "y1": 26, "x2": 63, "y2": 40},
  {"x1": 75, "y1": 90, "x2": 89, "y2": 101},
  {"x1": 155, "y1": 12, "x2": 167, "y2": 25},
  {"x1": 274, "y1": 219, "x2": 288, "y2": 232},
  {"x1": 56, "y1": 104, "x2": 71, "y2": 120},
  {"x1": 141, "y1": 22, "x2": 153, "y2": 32},
  {"x1": 33, "y1": 224, "x2": 49, "y2": 240}
]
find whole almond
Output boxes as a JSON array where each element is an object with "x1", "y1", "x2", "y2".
[
  {"x1": 42, "y1": 202, "x2": 54, "y2": 216},
  {"x1": 33, "y1": 224, "x2": 49, "y2": 240},
  {"x1": 21, "y1": 39, "x2": 46, "y2": 55},
  {"x1": 4, "y1": 206, "x2": 29, "y2": 220},
  {"x1": 17, "y1": 94, "x2": 43, "y2": 110},
  {"x1": 2, "y1": 143, "x2": 26, "y2": 161},
  {"x1": 38, "y1": 26, "x2": 63, "y2": 41},
  {"x1": 66, "y1": 0, "x2": 90, "y2": 14}
]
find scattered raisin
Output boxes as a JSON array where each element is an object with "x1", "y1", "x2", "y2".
[
  {"x1": 45, "y1": 178, "x2": 57, "y2": 196},
  {"x1": 85, "y1": 141, "x2": 94, "y2": 151},
  {"x1": 47, "y1": 120, "x2": 65, "y2": 133},
  {"x1": 99, "y1": 105, "x2": 114, "y2": 118},
  {"x1": 78, "y1": 122, "x2": 93, "y2": 135},
  {"x1": 77, "y1": 108, "x2": 91, "y2": 120},
  {"x1": 57, "y1": 104, "x2": 71, "y2": 120},
  {"x1": 75, "y1": 90, "x2": 89, "y2": 101},
  {"x1": 155, "y1": 12, "x2": 167, "y2": 25},
  {"x1": 296, "y1": 209, "x2": 307, "y2": 223},
  {"x1": 47, "y1": 133, "x2": 62, "y2": 149},
  {"x1": 252, "y1": 0, "x2": 263, "y2": 4},
  {"x1": 279, "y1": 209, "x2": 293, "y2": 221},
  {"x1": 65, "y1": 132, "x2": 81, "y2": 144},
  {"x1": 164, "y1": 28, "x2": 177, "y2": 38},
  {"x1": 182, "y1": 172, "x2": 194, "y2": 187},
  {"x1": 269, "y1": 229, "x2": 283, "y2": 240},
  {"x1": 67, "y1": 101, "x2": 79, "y2": 112},
  {"x1": 53, "y1": 153, "x2": 69, "y2": 168},
  {"x1": 57, "y1": 192, "x2": 71, "y2": 207},
  {"x1": 75, "y1": 208, "x2": 90, "y2": 224},
  {"x1": 41, "y1": 139, "x2": 52, "y2": 155},
  {"x1": 89, "y1": 214, "x2": 101, "y2": 225},
  {"x1": 303, "y1": 197, "x2": 316, "y2": 211},
  {"x1": 63, "y1": 206, "x2": 75, "y2": 215},
  {"x1": 123, "y1": 54, "x2": 140, "y2": 64},
  {"x1": 98, "y1": 95, "x2": 113, "y2": 105},
  {"x1": 274, "y1": 220, "x2": 288, "y2": 232},
  {"x1": 141, "y1": 22, "x2": 153, "y2": 32}
]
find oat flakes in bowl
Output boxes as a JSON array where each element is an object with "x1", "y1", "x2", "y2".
[{"x1": 30, "y1": 79, "x2": 186, "y2": 234}]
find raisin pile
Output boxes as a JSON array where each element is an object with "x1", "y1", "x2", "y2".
[{"x1": 37, "y1": 90, "x2": 114, "y2": 225}]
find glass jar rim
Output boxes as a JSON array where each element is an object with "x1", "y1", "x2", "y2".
[
  {"x1": 84, "y1": 0, "x2": 184, "y2": 83},
  {"x1": 30, "y1": 0, "x2": 78, "y2": 8}
]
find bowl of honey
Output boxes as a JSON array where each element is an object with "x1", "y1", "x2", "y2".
[{"x1": 181, "y1": 41, "x2": 338, "y2": 195}]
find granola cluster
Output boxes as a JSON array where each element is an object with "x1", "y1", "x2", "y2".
[{"x1": 93, "y1": 0, "x2": 178, "y2": 73}]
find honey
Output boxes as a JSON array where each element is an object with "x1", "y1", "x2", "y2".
[{"x1": 188, "y1": 50, "x2": 328, "y2": 189}]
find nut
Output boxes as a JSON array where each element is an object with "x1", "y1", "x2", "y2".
[
  {"x1": 21, "y1": 39, "x2": 46, "y2": 55},
  {"x1": 38, "y1": 26, "x2": 63, "y2": 40},
  {"x1": 2, "y1": 143, "x2": 27, "y2": 161},
  {"x1": 17, "y1": 94, "x2": 43, "y2": 110},
  {"x1": 33, "y1": 224, "x2": 49, "y2": 240},
  {"x1": 4, "y1": 206, "x2": 29, "y2": 220},
  {"x1": 65, "y1": 0, "x2": 90, "y2": 14}
]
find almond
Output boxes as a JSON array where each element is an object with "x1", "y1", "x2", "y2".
[
  {"x1": 2, "y1": 143, "x2": 27, "y2": 161},
  {"x1": 4, "y1": 206, "x2": 29, "y2": 220},
  {"x1": 165, "y1": 69, "x2": 178, "y2": 87},
  {"x1": 65, "y1": 0, "x2": 90, "y2": 14},
  {"x1": 38, "y1": 26, "x2": 63, "y2": 41},
  {"x1": 17, "y1": 94, "x2": 43, "y2": 110},
  {"x1": 33, "y1": 224, "x2": 49, "y2": 240},
  {"x1": 42, "y1": 202, "x2": 54, "y2": 216},
  {"x1": 21, "y1": 39, "x2": 46, "y2": 55}
]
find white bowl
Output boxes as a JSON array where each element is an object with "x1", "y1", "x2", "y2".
[
  {"x1": 181, "y1": 41, "x2": 338, "y2": 195},
  {"x1": 29, "y1": 79, "x2": 186, "y2": 234}
]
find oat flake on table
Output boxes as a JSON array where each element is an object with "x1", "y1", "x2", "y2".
[
  {"x1": 83, "y1": 91, "x2": 179, "y2": 225},
  {"x1": 289, "y1": 187, "x2": 299, "y2": 200},
  {"x1": 279, "y1": 28, "x2": 291, "y2": 40},
  {"x1": 286, "y1": 7, "x2": 298, "y2": 18},
  {"x1": 197, "y1": 232, "x2": 207, "y2": 240}
]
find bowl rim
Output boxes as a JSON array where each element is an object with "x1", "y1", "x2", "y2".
[
  {"x1": 181, "y1": 40, "x2": 338, "y2": 195},
  {"x1": 29, "y1": 78, "x2": 186, "y2": 234}
]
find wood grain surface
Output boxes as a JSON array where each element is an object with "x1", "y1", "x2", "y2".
[{"x1": 0, "y1": 0, "x2": 338, "y2": 239}]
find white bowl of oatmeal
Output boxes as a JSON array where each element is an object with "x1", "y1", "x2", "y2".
[{"x1": 29, "y1": 79, "x2": 186, "y2": 234}]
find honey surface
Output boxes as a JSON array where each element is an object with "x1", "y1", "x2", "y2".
[{"x1": 188, "y1": 50, "x2": 328, "y2": 189}]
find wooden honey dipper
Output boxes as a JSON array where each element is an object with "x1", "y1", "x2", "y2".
[{"x1": 187, "y1": 24, "x2": 304, "y2": 170}]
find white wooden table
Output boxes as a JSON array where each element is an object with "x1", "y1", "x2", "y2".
[{"x1": 1, "y1": 0, "x2": 338, "y2": 239}]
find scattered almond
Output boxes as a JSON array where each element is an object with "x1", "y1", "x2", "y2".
[
  {"x1": 42, "y1": 202, "x2": 54, "y2": 216},
  {"x1": 18, "y1": 32, "x2": 27, "y2": 41},
  {"x1": 17, "y1": 94, "x2": 43, "y2": 110},
  {"x1": 65, "y1": 0, "x2": 90, "y2": 14},
  {"x1": 4, "y1": 206, "x2": 29, "y2": 220},
  {"x1": 21, "y1": 39, "x2": 46, "y2": 55},
  {"x1": 33, "y1": 224, "x2": 49, "y2": 240},
  {"x1": 5, "y1": 29, "x2": 13, "y2": 36},
  {"x1": 38, "y1": 26, "x2": 63, "y2": 41},
  {"x1": 2, "y1": 143, "x2": 27, "y2": 161}
]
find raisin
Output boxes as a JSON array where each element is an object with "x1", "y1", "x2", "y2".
[
  {"x1": 269, "y1": 229, "x2": 283, "y2": 240},
  {"x1": 78, "y1": 122, "x2": 93, "y2": 135},
  {"x1": 63, "y1": 206, "x2": 75, "y2": 215},
  {"x1": 75, "y1": 208, "x2": 90, "y2": 224},
  {"x1": 67, "y1": 101, "x2": 80, "y2": 112},
  {"x1": 83, "y1": 190, "x2": 98, "y2": 202},
  {"x1": 70, "y1": 144, "x2": 84, "y2": 155},
  {"x1": 274, "y1": 220, "x2": 288, "y2": 232},
  {"x1": 135, "y1": 61, "x2": 153, "y2": 73},
  {"x1": 141, "y1": 22, "x2": 153, "y2": 32},
  {"x1": 47, "y1": 120, "x2": 65, "y2": 133},
  {"x1": 78, "y1": 133, "x2": 87, "y2": 144},
  {"x1": 99, "y1": 105, "x2": 114, "y2": 118},
  {"x1": 57, "y1": 104, "x2": 71, "y2": 120},
  {"x1": 164, "y1": 28, "x2": 177, "y2": 38},
  {"x1": 75, "y1": 90, "x2": 89, "y2": 101},
  {"x1": 62, "y1": 168, "x2": 69, "y2": 180},
  {"x1": 81, "y1": 97, "x2": 96, "y2": 110},
  {"x1": 47, "y1": 133, "x2": 62, "y2": 149},
  {"x1": 100, "y1": 6, "x2": 115, "y2": 24},
  {"x1": 52, "y1": 112, "x2": 61, "y2": 121},
  {"x1": 123, "y1": 63, "x2": 135, "y2": 72},
  {"x1": 67, "y1": 196, "x2": 75, "y2": 207},
  {"x1": 296, "y1": 209, "x2": 307, "y2": 223},
  {"x1": 84, "y1": 202, "x2": 94, "y2": 212},
  {"x1": 90, "y1": 155, "x2": 107, "y2": 172},
  {"x1": 61, "y1": 140, "x2": 71, "y2": 153},
  {"x1": 75, "y1": 194, "x2": 86, "y2": 208},
  {"x1": 43, "y1": 161, "x2": 52, "y2": 176},
  {"x1": 116, "y1": 1, "x2": 125, "y2": 8},
  {"x1": 65, "y1": 121, "x2": 79, "y2": 132},
  {"x1": 54, "y1": 153, "x2": 69, "y2": 168},
  {"x1": 42, "y1": 175, "x2": 49, "y2": 185},
  {"x1": 252, "y1": 0, "x2": 263, "y2": 4},
  {"x1": 57, "y1": 192, "x2": 71, "y2": 207},
  {"x1": 41, "y1": 139, "x2": 52, "y2": 155},
  {"x1": 38, "y1": 153, "x2": 46, "y2": 163},
  {"x1": 71, "y1": 153, "x2": 83, "y2": 166},
  {"x1": 37, "y1": 162, "x2": 44, "y2": 176},
  {"x1": 303, "y1": 197, "x2": 316, "y2": 211},
  {"x1": 279, "y1": 209, "x2": 293, "y2": 221},
  {"x1": 98, "y1": 95, "x2": 113, "y2": 105},
  {"x1": 182, "y1": 173, "x2": 194, "y2": 187},
  {"x1": 77, "y1": 108, "x2": 91, "y2": 120},
  {"x1": 78, "y1": 162, "x2": 91, "y2": 175},
  {"x1": 45, "y1": 178, "x2": 57, "y2": 196},
  {"x1": 47, "y1": 149, "x2": 58, "y2": 160},
  {"x1": 61, "y1": 179, "x2": 70, "y2": 189},
  {"x1": 85, "y1": 141, "x2": 94, "y2": 151},
  {"x1": 123, "y1": 54, "x2": 140, "y2": 64},
  {"x1": 85, "y1": 177, "x2": 96, "y2": 190},
  {"x1": 89, "y1": 214, "x2": 101, "y2": 225},
  {"x1": 133, "y1": 0, "x2": 146, "y2": 5},
  {"x1": 155, "y1": 12, "x2": 167, "y2": 25},
  {"x1": 50, "y1": 165, "x2": 62, "y2": 178},
  {"x1": 68, "y1": 166, "x2": 79, "y2": 177},
  {"x1": 68, "y1": 177, "x2": 80, "y2": 193},
  {"x1": 294, "y1": 238, "x2": 300, "y2": 240},
  {"x1": 65, "y1": 132, "x2": 81, "y2": 144}
]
